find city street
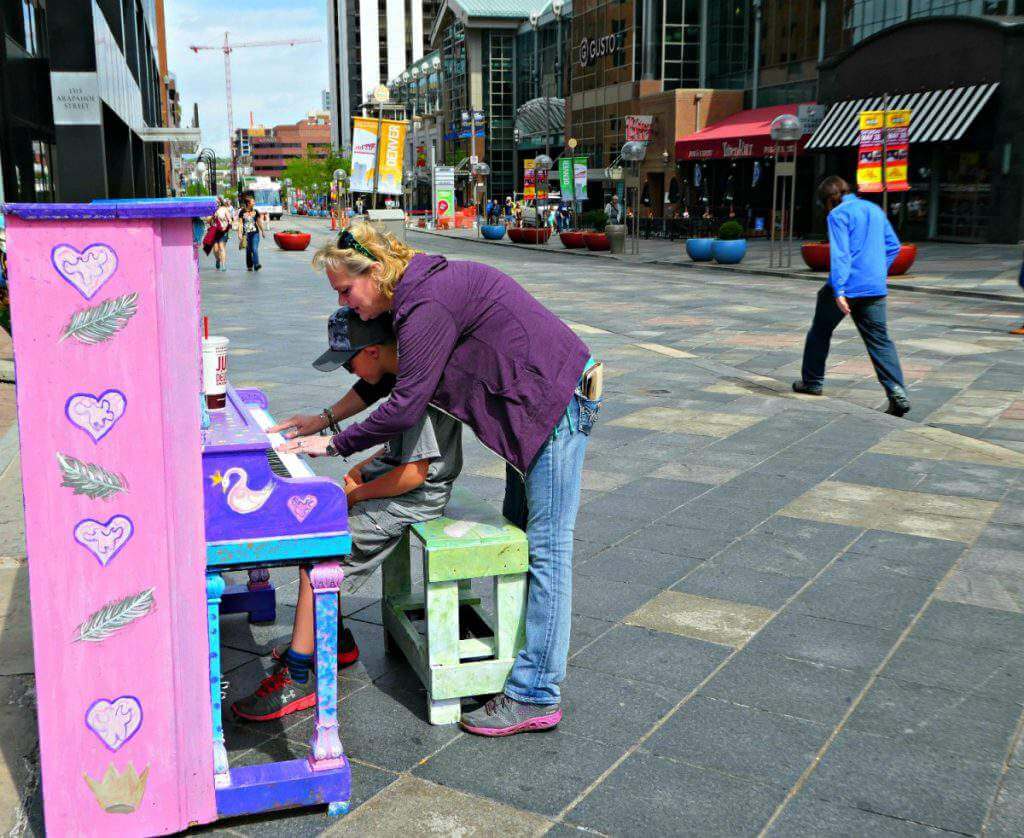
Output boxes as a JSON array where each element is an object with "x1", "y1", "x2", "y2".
[{"x1": 168, "y1": 219, "x2": 1024, "y2": 835}]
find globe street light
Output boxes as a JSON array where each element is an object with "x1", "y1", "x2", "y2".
[{"x1": 532, "y1": 153, "x2": 553, "y2": 209}]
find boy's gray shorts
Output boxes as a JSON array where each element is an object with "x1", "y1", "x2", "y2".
[{"x1": 340, "y1": 499, "x2": 410, "y2": 593}]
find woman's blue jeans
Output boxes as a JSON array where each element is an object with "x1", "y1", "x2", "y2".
[
  {"x1": 246, "y1": 232, "x2": 261, "y2": 269},
  {"x1": 502, "y1": 391, "x2": 598, "y2": 706}
]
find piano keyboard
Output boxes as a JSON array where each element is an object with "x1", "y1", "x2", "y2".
[{"x1": 247, "y1": 406, "x2": 315, "y2": 479}]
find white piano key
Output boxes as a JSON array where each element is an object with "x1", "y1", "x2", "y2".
[{"x1": 247, "y1": 407, "x2": 316, "y2": 478}]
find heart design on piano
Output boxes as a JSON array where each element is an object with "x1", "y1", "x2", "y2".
[
  {"x1": 86, "y1": 695, "x2": 143, "y2": 752},
  {"x1": 74, "y1": 516, "x2": 134, "y2": 567},
  {"x1": 287, "y1": 494, "x2": 318, "y2": 523},
  {"x1": 51, "y1": 243, "x2": 119, "y2": 300},
  {"x1": 65, "y1": 390, "x2": 127, "y2": 442}
]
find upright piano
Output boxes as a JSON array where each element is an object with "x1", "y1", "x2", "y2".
[{"x1": 202, "y1": 385, "x2": 352, "y2": 817}]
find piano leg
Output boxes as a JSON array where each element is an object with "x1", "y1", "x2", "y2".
[
  {"x1": 308, "y1": 561, "x2": 346, "y2": 771},
  {"x1": 205, "y1": 572, "x2": 231, "y2": 789}
]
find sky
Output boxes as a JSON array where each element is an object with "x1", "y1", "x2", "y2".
[{"x1": 165, "y1": 0, "x2": 330, "y2": 158}]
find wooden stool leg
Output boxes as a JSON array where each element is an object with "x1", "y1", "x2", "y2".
[
  {"x1": 382, "y1": 533, "x2": 412, "y2": 654},
  {"x1": 495, "y1": 572, "x2": 528, "y2": 660},
  {"x1": 425, "y1": 576, "x2": 461, "y2": 725},
  {"x1": 308, "y1": 561, "x2": 346, "y2": 770},
  {"x1": 205, "y1": 572, "x2": 230, "y2": 789}
]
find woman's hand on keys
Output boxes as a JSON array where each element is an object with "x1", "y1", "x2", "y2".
[
  {"x1": 268, "y1": 414, "x2": 327, "y2": 439},
  {"x1": 276, "y1": 434, "x2": 332, "y2": 457}
]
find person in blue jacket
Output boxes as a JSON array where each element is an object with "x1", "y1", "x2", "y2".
[{"x1": 793, "y1": 176, "x2": 911, "y2": 417}]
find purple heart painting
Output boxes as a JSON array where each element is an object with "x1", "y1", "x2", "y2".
[
  {"x1": 51, "y1": 243, "x2": 119, "y2": 300},
  {"x1": 65, "y1": 390, "x2": 127, "y2": 443},
  {"x1": 74, "y1": 516, "x2": 134, "y2": 567},
  {"x1": 287, "y1": 494, "x2": 318, "y2": 523},
  {"x1": 85, "y1": 696, "x2": 143, "y2": 752}
]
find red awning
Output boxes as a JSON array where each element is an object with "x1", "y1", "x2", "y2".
[{"x1": 675, "y1": 103, "x2": 814, "y2": 161}]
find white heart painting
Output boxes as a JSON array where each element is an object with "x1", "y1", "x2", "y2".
[
  {"x1": 86, "y1": 696, "x2": 143, "y2": 752},
  {"x1": 287, "y1": 494, "x2": 318, "y2": 523},
  {"x1": 66, "y1": 390, "x2": 127, "y2": 442},
  {"x1": 74, "y1": 516, "x2": 134, "y2": 567},
  {"x1": 51, "y1": 243, "x2": 119, "y2": 300}
]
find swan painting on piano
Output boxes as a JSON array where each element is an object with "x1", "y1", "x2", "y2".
[{"x1": 211, "y1": 467, "x2": 274, "y2": 515}]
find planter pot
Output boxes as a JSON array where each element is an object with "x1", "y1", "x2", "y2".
[
  {"x1": 519, "y1": 227, "x2": 551, "y2": 244},
  {"x1": 800, "y1": 242, "x2": 831, "y2": 271},
  {"x1": 273, "y1": 232, "x2": 312, "y2": 251},
  {"x1": 481, "y1": 224, "x2": 506, "y2": 240},
  {"x1": 686, "y1": 238, "x2": 715, "y2": 262},
  {"x1": 799, "y1": 242, "x2": 918, "y2": 276},
  {"x1": 559, "y1": 231, "x2": 586, "y2": 249},
  {"x1": 584, "y1": 232, "x2": 611, "y2": 251},
  {"x1": 606, "y1": 223, "x2": 626, "y2": 254},
  {"x1": 888, "y1": 243, "x2": 917, "y2": 276},
  {"x1": 712, "y1": 238, "x2": 747, "y2": 264},
  {"x1": 507, "y1": 227, "x2": 525, "y2": 243}
]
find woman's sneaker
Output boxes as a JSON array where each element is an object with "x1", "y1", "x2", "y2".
[
  {"x1": 270, "y1": 627, "x2": 360, "y2": 668},
  {"x1": 460, "y1": 694, "x2": 562, "y2": 737},
  {"x1": 231, "y1": 667, "x2": 316, "y2": 722}
]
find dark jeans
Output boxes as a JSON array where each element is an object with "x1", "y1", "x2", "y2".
[
  {"x1": 246, "y1": 232, "x2": 261, "y2": 269},
  {"x1": 801, "y1": 284, "x2": 905, "y2": 395}
]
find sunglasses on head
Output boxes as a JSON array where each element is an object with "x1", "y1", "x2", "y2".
[{"x1": 338, "y1": 230, "x2": 377, "y2": 262}]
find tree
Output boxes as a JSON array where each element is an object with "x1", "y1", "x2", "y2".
[
  {"x1": 282, "y1": 148, "x2": 352, "y2": 196},
  {"x1": 184, "y1": 182, "x2": 209, "y2": 196}
]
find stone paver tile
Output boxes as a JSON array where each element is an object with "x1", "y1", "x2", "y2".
[
  {"x1": 870, "y1": 427, "x2": 1024, "y2": 468},
  {"x1": 570, "y1": 625, "x2": 730, "y2": 691},
  {"x1": 884, "y1": 636, "x2": 1024, "y2": 703},
  {"x1": 793, "y1": 573, "x2": 931, "y2": 630},
  {"x1": 848, "y1": 676, "x2": 1022, "y2": 764},
  {"x1": 644, "y1": 696, "x2": 830, "y2": 787},
  {"x1": 780, "y1": 481, "x2": 996, "y2": 543},
  {"x1": 911, "y1": 600, "x2": 1024, "y2": 652},
  {"x1": 939, "y1": 570, "x2": 1023, "y2": 614},
  {"x1": 0, "y1": 559, "x2": 32, "y2": 675},
  {"x1": 744, "y1": 612, "x2": 902, "y2": 672},
  {"x1": 413, "y1": 730, "x2": 623, "y2": 818},
  {"x1": 701, "y1": 650, "x2": 864, "y2": 725},
  {"x1": 803, "y1": 730, "x2": 1004, "y2": 835},
  {"x1": 0, "y1": 675, "x2": 40, "y2": 836},
  {"x1": 986, "y1": 766, "x2": 1024, "y2": 838},
  {"x1": 674, "y1": 562, "x2": 805, "y2": 610},
  {"x1": 631, "y1": 341, "x2": 697, "y2": 358},
  {"x1": 568, "y1": 750, "x2": 781, "y2": 837},
  {"x1": 609, "y1": 405, "x2": 762, "y2": 438},
  {"x1": 766, "y1": 796, "x2": 953, "y2": 836},
  {"x1": 326, "y1": 775, "x2": 550, "y2": 836},
  {"x1": 904, "y1": 337, "x2": 1000, "y2": 356},
  {"x1": 625, "y1": 590, "x2": 773, "y2": 647}
]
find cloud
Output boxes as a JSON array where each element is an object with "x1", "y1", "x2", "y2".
[{"x1": 165, "y1": 0, "x2": 329, "y2": 158}]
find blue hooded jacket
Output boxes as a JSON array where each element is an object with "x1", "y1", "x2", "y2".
[{"x1": 827, "y1": 194, "x2": 902, "y2": 298}]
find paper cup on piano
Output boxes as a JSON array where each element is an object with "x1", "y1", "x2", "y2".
[{"x1": 202, "y1": 336, "x2": 229, "y2": 410}]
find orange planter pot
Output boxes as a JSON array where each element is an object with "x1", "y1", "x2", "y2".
[
  {"x1": 519, "y1": 227, "x2": 551, "y2": 244},
  {"x1": 507, "y1": 227, "x2": 525, "y2": 243},
  {"x1": 273, "y1": 232, "x2": 311, "y2": 251},
  {"x1": 800, "y1": 242, "x2": 917, "y2": 276},
  {"x1": 584, "y1": 232, "x2": 610, "y2": 251},
  {"x1": 559, "y1": 231, "x2": 586, "y2": 248}
]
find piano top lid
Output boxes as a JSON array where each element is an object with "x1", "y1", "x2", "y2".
[
  {"x1": 202, "y1": 386, "x2": 273, "y2": 454},
  {"x1": 2, "y1": 198, "x2": 218, "y2": 220}
]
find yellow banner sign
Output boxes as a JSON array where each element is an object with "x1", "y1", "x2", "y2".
[
  {"x1": 859, "y1": 109, "x2": 912, "y2": 130},
  {"x1": 377, "y1": 119, "x2": 408, "y2": 196},
  {"x1": 349, "y1": 117, "x2": 408, "y2": 195}
]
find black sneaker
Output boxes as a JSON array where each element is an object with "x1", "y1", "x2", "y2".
[
  {"x1": 254, "y1": 265, "x2": 262, "y2": 272},
  {"x1": 886, "y1": 387, "x2": 912, "y2": 417},
  {"x1": 792, "y1": 380, "x2": 823, "y2": 396},
  {"x1": 231, "y1": 666, "x2": 317, "y2": 722}
]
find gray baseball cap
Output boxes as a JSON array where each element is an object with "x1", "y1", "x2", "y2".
[{"x1": 313, "y1": 307, "x2": 394, "y2": 372}]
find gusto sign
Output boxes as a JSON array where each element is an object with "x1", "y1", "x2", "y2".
[{"x1": 578, "y1": 32, "x2": 620, "y2": 68}]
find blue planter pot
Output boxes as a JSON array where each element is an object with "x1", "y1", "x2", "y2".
[
  {"x1": 481, "y1": 224, "x2": 506, "y2": 240},
  {"x1": 712, "y1": 238, "x2": 747, "y2": 264},
  {"x1": 685, "y1": 238, "x2": 715, "y2": 262}
]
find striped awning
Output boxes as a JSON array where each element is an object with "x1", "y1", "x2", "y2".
[{"x1": 805, "y1": 83, "x2": 999, "y2": 150}]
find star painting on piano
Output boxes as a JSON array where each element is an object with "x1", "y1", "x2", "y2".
[{"x1": 211, "y1": 467, "x2": 274, "y2": 514}]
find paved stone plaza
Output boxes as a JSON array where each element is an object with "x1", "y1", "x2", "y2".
[{"x1": 1, "y1": 219, "x2": 1023, "y2": 835}]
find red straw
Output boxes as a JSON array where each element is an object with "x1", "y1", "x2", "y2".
[{"x1": 203, "y1": 316, "x2": 209, "y2": 340}]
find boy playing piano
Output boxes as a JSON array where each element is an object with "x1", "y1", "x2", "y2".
[{"x1": 232, "y1": 307, "x2": 463, "y2": 721}]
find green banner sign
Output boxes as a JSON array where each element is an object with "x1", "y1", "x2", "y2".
[{"x1": 558, "y1": 157, "x2": 588, "y2": 202}]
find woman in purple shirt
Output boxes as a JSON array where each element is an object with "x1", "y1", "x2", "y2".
[{"x1": 278, "y1": 222, "x2": 600, "y2": 736}]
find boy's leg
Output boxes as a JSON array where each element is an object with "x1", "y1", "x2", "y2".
[{"x1": 799, "y1": 284, "x2": 845, "y2": 389}]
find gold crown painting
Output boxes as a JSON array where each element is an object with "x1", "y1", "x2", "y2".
[{"x1": 83, "y1": 762, "x2": 150, "y2": 814}]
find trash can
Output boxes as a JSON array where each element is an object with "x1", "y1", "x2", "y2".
[
  {"x1": 606, "y1": 223, "x2": 627, "y2": 254},
  {"x1": 366, "y1": 208, "x2": 407, "y2": 244}
]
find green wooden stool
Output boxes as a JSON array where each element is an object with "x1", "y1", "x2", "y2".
[{"x1": 381, "y1": 494, "x2": 528, "y2": 724}]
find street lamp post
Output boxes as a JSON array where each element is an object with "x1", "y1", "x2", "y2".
[
  {"x1": 621, "y1": 140, "x2": 647, "y2": 255},
  {"x1": 532, "y1": 153, "x2": 553, "y2": 214},
  {"x1": 196, "y1": 148, "x2": 217, "y2": 195}
]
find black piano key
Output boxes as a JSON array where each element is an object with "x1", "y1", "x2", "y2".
[{"x1": 266, "y1": 449, "x2": 292, "y2": 478}]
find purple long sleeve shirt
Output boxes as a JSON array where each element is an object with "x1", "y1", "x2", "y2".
[{"x1": 332, "y1": 253, "x2": 591, "y2": 473}]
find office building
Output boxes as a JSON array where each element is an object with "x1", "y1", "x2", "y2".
[{"x1": 250, "y1": 112, "x2": 332, "y2": 179}]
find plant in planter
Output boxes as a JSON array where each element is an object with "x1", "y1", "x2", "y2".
[
  {"x1": 711, "y1": 220, "x2": 747, "y2": 264},
  {"x1": 273, "y1": 229, "x2": 312, "y2": 251},
  {"x1": 582, "y1": 210, "x2": 611, "y2": 251}
]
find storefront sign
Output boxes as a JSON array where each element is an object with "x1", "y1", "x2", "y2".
[
  {"x1": 578, "y1": 33, "x2": 620, "y2": 68},
  {"x1": 558, "y1": 157, "x2": 589, "y2": 201},
  {"x1": 857, "y1": 109, "x2": 911, "y2": 193},
  {"x1": 50, "y1": 73, "x2": 101, "y2": 125},
  {"x1": 677, "y1": 138, "x2": 806, "y2": 160},
  {"x1": 434, "y1": 166, "x2": 455, "y2": 220},
  {"x1": 625, "y1": 116, "x2": 653, "y2": 144}
]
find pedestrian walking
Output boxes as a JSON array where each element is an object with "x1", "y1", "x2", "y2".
[
  {"x1": 355, "y1": 197, "x2": 365, "y2": 216},
  {"x1": 1010, "y1": 246, "x2": 1024, "y2": 335},
  {"x1": 604, "y1": 194, "x2": 622, "y2": 224},
  {"x1": 208, "y1": 197, "x2": 233, "y2": 272},
  {"x1": 793, "y1": 176, "x2": 911, "y2": 417},
  {"x1": 238, "y1": 197, "x2": 264, "y2": 272}
]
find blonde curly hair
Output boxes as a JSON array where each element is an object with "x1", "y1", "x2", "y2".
[{"x1": 311, "y1": 220, "x2": 416, "y2": 300}]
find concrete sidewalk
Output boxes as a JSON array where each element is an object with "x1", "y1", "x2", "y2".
[{"x1": 410, "y1": 222, "x2": 1024, "y2": 303}]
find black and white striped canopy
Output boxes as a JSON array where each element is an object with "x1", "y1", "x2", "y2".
[{"x1": 805, "y1": 83, "x2": 999, "y2": 150}]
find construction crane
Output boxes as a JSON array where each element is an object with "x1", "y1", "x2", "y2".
[{"x1": 189, "y1": 32, "x2": 321, "y2": 187}]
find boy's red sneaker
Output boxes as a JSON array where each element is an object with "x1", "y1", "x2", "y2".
[{"x1": 231, "y1": 667, "x2": 317, "y2": 722}]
